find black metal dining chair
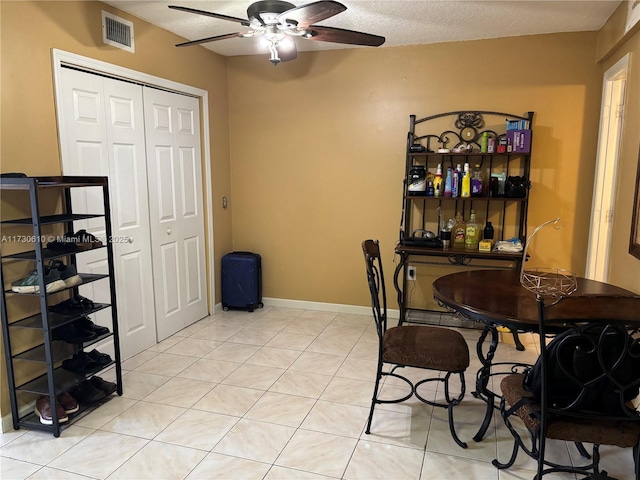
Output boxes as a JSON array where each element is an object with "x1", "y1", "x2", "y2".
[
  {"x1": 361, "y1": 239, "x2": 470, "y2": 448},
  {"x1": 493, "y1": 294, "x2": 640, "y2": 479}
]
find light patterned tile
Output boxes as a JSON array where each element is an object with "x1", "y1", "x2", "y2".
[
  {"x1": 245, "y1": 392, "x2": 316, "y2": 427},
  {"x1": 301, "y1": 400, "x2": 369, "y2": 438},
  {"x1": 120, "y1": 370, "x2": 171, "y2": 400},
  {"x1": 275, "y1": 429, "x2": 357, "y2": 478},
  {"x1": 0, "y1": 456, "x2": 41, "y2": 479},
  {"x1": 142, "y1": 377, "x2": 215, "y2": 408},
  {"x1": 132, "y1": 352, "x2": 197, "y2": 376},
  {"x1": 335, "y1": 357, "x2": 378, "y2": 381},
  {"x1": 100, "y1": 401, "x2": 184, "y2": 439},
  {"x1": 108, "y1": 441, "x2": 206, "y2": 479},
  {"x1": 288, "y1": 351, "x2": 345, "y2": 375},
  {"x1": 163, "y1": 338, "x2": 221, "y2": 357},
  {"x1": 186, "y1": 453, "x2": 271, "y2": 480},
  {"x1": 155, "y1": 409, "x2": 238, "y2": 450},
  {"x1": 191, "y1": 384, "x2": 264, "y2": 416},
  {"x1": 73, "y1": 396, "x2": 137, "y2": 429},
  {"x1": 245, "y1": 347, "x2": 301, "y2": 368},
  {"x1": 47, "y1": 430, "x2": 148, "y2": 479},
  {"x1": 227, "y1": 328, "x2": 279, "y2": 346},
  {"x1": 222, "y1": 364, "x2": 285, "y2": 390},
  {"x1": 0, "y1": 426, "x2": 93, "y2": 465},
  {"x1": 213, "y1": 418, "x2": 295, "y2": 463},
  {"x1": 177, "y1": 357, "x2": 241, "y2": 383},
  {"x1": 420, "y1": 452, "x2": 499, "y2": 480},
  {"x1": 321, "y1": 376, "x2": 375, "y2": 407},
  {"x1": 27, "y1": 466, "x2": 94, "y2": 479},
  {"x1": 345, "y1": 440, "x2": 425, "y2": 480},
  {"x1": 264, "y1": 466, "x2": 335, "y2": 480},
  {"x1": 264, "y1": 331, "x2": 317, "y2": 351},
  {"x1": 189, "y1": 324, "x2": 243, "y2": 341},
  {"x1": 269, "y1": 370, "x2": 332, "y2": 398},
  {"x1": 120, "y1": 350, "x2": 159, "y2": 371},
  {"x1": 306, "y1": 336, "x2": 357, "y2": 356},
  {"x1": 206, "y1": 342, "x2": 261, "y2": 362},
  {"x1": 282, "y1": 318, "x2": 330, "y2": 336},
  {"x1": 364, "y1": 408, "x2": 430, "y2": 450}
]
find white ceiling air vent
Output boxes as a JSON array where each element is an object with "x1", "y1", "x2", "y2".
[{"x1": 102, "y1": 11, "x2": 134, "y2": 53}]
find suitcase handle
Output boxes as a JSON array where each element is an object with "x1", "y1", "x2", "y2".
[{"x1": 232, "y1": 251, "x2": 254, "y2": 255}]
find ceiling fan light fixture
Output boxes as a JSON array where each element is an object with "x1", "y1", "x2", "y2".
[{"x1": 169, "y1": 1, "x2": 385, "y2": 64}]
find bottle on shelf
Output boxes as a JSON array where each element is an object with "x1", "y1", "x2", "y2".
[
  {"x1": 433, "y1": 165, "x2": 443, "y2": 197},
  {"x1": 479, "y1": 221, "x2": 495, "y2": 252},
  {"x1": 487, "y1": 136, "x2": 495, "y2": 153},
  {"x1": 471, "y1": 164, "x2": 483, "y2": 197},
  {"x1": 452, "y1": 164, "x2": 461, "y2": 197},
  {"x1": 465, "y1": 210, "x2": 480, "y2": 250},
  {"x1": 480, "y1": 132, "x2": 489, "y2": 153},
  {"x1": 461, "y1": 163, "x2": 471, "y2": 197},
  {"x1": 444, "y1": 167, "x2": 453, "y2": 197},
  {"x1": 426, "y1": 170, "x2": 435, "y2": 196},
  {"x1": 441, "y1": 218, "x2": 453, "y2": 249},
  {"x1": 483, "y1": 221, "x2": 494, "y2": 240},
  {"x1": 453, "y1": 212, "x2": 466, "y2": 248}
]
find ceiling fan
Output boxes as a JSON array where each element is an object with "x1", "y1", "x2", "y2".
[{"x1": 168, "y1": 0, "x2": 385, "y2": 65}]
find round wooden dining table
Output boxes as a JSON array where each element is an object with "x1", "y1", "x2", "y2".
[{"x1": 432, "y1": 268, "x2": 639, "y2": 442}]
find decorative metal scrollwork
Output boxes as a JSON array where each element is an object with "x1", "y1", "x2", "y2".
[
  {"x1": 447, "y1": 254, "x2": 472, "y2": 265},
  {"x1": 455, "y1": 112, "x2": 484, "y2": 130}
]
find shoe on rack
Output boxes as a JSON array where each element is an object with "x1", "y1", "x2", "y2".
[
  {"x1": 75, "y1": 317, "x2": 110, "y2": 336},
  {"x1": 61, "y1": 351, "x2": 101, "y2": 374},
  {"x1": 73, "y1": 230, "x2": 103, "y2": 249},
  {"x1": 52, "y1": 323, "x2": 97, "y2": 343},
  {"x1": 50, "y1": 260, "x2": 82, "y2": 288},
  {"x1": 86, "y1": 349, "x2": 112, "y2": 365},
  {"x1": 34, "y1": 395, "x2": 69, "y2": 425},
  {"x1": 11, "y1": 267, "x2": 66, "y2": 294},
  {"x1": 46, "y1": 232, "x2": 78, "y2": 252},
  {"x1": 69, "y1": 380, "x2": 106, "y2": 404},
  {"x1": 57, "y1": 391, "x2": 79, "y2": 414},
  {"x1": 90, "y1": 376, "x2": 118, "y2": 396}
]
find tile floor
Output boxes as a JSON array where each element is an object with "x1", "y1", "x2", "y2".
[{"x1": 0, "y1": 306, "x2": 636, "y2": 479}]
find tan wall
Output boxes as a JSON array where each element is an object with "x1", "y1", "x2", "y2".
[
  {"x1": 227, "y1": 32, "x2": 605, "y2": 308},
  {"x1": 0, "y1": 1, "x2": 232, "y2": 418},
  {"x1": 597, "y1": 5, "x2": 640, "y2": 294}
]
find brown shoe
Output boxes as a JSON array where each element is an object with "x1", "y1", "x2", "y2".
[
  {"x1": 57, "y1": 391, "x2": 79, "y2": 414},
  {"x1": 35, "y1": 395, "x2": 69, "y2": 425}
]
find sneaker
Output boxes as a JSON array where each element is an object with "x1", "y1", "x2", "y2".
[
  {"x1": 11, "y1": 267, "x2": 66, "y2": 294},
  {"x1": 34, "y1": 395, "x2": 69, "y2": 425},
  {"x1": 50, "y1": 260, "x2": 82, "y2": 288},
  {"x1": 57, "y1": 391, "x2": 79, "y2": 414}
]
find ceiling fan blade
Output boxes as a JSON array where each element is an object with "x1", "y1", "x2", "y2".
[
  {"x1": 306, "y1": 25, "x2": 385, "y2": 47},
  {"x1": 279, "y1": 1, "x2": 346, "y2": 27},
  {"x1": 168, "y1": 5, "x2": 250, "y2": 27},
  {"x1": 176, "y1": 32, "x2": 244, "y2": 47}
]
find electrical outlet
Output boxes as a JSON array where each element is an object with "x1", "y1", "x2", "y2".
[{"x1": 407, "y1": 266, "x2": 417, "y2": 281}]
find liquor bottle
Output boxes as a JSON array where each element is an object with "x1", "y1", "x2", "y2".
[
  {"x1": 465, "y1": 210, "x2": 480, "y2": 250},
  {"x1": 426, "y1": 170, "x2": 435, "y2": 197},
  {"x1": 453, "y1": 212, "x2": 466, "y2": 248}
]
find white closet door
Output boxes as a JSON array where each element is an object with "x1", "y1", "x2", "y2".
[
  {"x1": 58, "y1": 67, "x2": 157, "y2": 360},
  {"x1": 143, "y1": 88, "x2": 208, "y2": 340}
]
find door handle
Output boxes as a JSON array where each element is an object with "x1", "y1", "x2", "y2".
[{"x1": 167, "y1": 228, "x2": 172, "y2": 235}]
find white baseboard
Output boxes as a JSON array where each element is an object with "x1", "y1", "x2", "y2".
[{"x1": 214, "y1": 297, "x2": 399, "y2": 319}]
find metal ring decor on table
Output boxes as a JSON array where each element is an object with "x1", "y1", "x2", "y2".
[{"x1": 519, "y1": 218, "x2": 577, "y2": 300}]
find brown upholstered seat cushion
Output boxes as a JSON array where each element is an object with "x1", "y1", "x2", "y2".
[
  {"x1": 383, "y1": 325, "x2": 469, "y2": 372},
  {"x1": 501, "y1": 373, "x2": 640, "y2": 448}
]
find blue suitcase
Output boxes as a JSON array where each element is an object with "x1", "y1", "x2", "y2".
[{"x1": 221, "y1": 252, "x2": 263, "y2": 312}]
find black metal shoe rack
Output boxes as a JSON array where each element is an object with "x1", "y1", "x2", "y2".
[{"x1": 0, "y1": 176, "x2": 122, "y2": 437}]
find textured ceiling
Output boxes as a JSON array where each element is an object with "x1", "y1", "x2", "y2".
[{"x1": 105, "y1": 0, "x2": 622, "y2": 58}]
